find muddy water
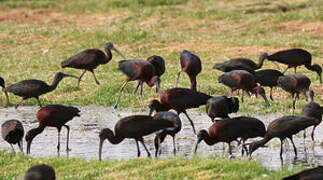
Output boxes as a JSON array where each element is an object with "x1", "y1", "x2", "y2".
[{"x1": 0, "y1": 106, "x2": 322, "y2": 170}]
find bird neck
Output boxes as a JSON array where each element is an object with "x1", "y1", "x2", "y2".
[
  {"x1": 203, "y1": 134, "x2": 218, "y2": 145},
  {"x1": 49, "y1": 78, "x2": 63, "y2": 91},
  {"x1": 29, "y1": 126, "x2": 46, "y2": 140},
  {"x1": 189, "y1": 76, "x2": 197, "y2": 91},
  {"x1": 103, "y1": 128, "x2": 124, "y2": 144},
  {"x1": 256, "y1": 56, "x2": 265, "y2": 69},
  {"x1": 252, "y1": 135, "x2": 270, "y2": 151},
  {"x1": 104, "y1": 48, "x2": 112, "y2": 63}
]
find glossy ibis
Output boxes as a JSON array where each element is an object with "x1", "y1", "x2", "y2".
[
  {"x1": 2, "y1": 72, "x2": 78, "y2": 109},
  {"x1": 263, "y1": 48, "x2": 322, "y2": 83},
  {"x1": 133, "y1": 55, "x2": 165, "y2": 95},
  {"x1": 25, "y1": 104, "x2": 80, "y2": 155},
  {"x1": 98, "y1": 112, "x2": 177, "y2": 160},
  {"x1": 213, "y1": 53, "x2": 268, "y2": 73},
  {"x1": 24, "y1": 164, "x2": 56, "y2": 180},
  {"x1": 255, "y1": 69, "x2": 284, "y2": 101},
  {"x1": 283, "y1": 166, "x2": 323, "y2": 180},
  {"x1": 0, "y1": 76, "x2": 9, "y2": 106},
  {"x1": 218, "y1": 70, "x2": 270, "y2": 106},
  {"x1": 114, "y1": 59, "x2": 162, "y2": 109},
  {"x1": 301, "y1": 101, "x2": 322, "y2": 141},
  {"x1": 194, "y1": 116, "x2": 266, "y2": 155},
  {"x1": 61, "y1": 42, "x2": 126, "y2": 86},
  {"x1": 176, "y1": 50, "x2": 202, "y2": 91},
  {"x1": 206, "y1": 96, "x2": 239, "y2": 122},
  {"x1": 148, "y1": 88, "x2": 212, "y2": 134},
  {"x1": 153, "y1": 111, "x2": 182, "y2": 157},
  {"x1": 277, "y1": 74, "x2": 314, "y2": 115},
  {"x1": 249, "y1": 116, "x2": 320, "y2": 160},
  {"x1": 1, "y1": 119, "x2": 24, "y2": 152}
]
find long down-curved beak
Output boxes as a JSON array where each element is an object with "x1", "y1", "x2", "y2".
[
  {"x1": 194, "y1": 139, "x2": 202, "y2": 154},
  {"x1": 155, "y1": 80, "x2": 162, "y2": 97},
  {"x1": 112, "y1": 47, "x2": 126, "y2": 60},
  {"x1": 62, "y1": 73, "x2": 80, "y2": 79},
  {"x1": 99, "y1": 138, "x2": 104, "y2": 161}
]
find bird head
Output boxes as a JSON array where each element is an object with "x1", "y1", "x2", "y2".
[
  {"x1": 253, "y1": 86, "x2": 270, "y2": 106},
  {"x1": 306, "y1": 90, "x2": 314, "y2": 102},
  {"x1": 147, "y1": 55, "x2": 166, "y2": 77},
  {"x1": 54, "y1": 72, "x2": 79, "y2": 82},
  {"x1": 25, "y1": 129, "x2": 38, "y2": 154},
  {"x1": 194, "y1": 129, "x2": 208, "y2": 153},
  {"x1": 248, "y1": 140, "x2": 263, "y2": 157},
  {"x1": 0, "y1": 76, "x2": 5, "y2": 89},
  {"x1": 98, "y1": 128, "x2": 115, "y2": 161},
  {"x1": 301, "y1": 101, "x2": 322, "y2": 121},
  {"x1": 148, "y1": 100, "x2": 161, "y2": 116},
  {"x1": 312, "y1": 64, "x2": 322, "y2": 84},
  {"x1": 104, "y1": 42, "x2": 126, "y2": 59}
]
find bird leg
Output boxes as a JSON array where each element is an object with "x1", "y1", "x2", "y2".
[
  {"x1": 35, "y1": 97, "x2": 42, "y2": 107},
  {"x1": 57, "y1": 130, "x2": 61, "y2": 156},
  {"x1": 9, "y1": 143, "x2": 15, "y2": 153},
  {"x1": 280, "y1": 138, "x2": 284, "y2": 160},
  {"x1": 311, "y1": 126, "x2": 316, "y2": 142},
  {"x1": 228, "y1": 142, "x2": 232, "y2": 155},
  {"x1": 133, "y1": 80, "x2": 141, "y2": 94},
  {"x1": 175, "y1": 71, "x2": 181, "y2": 87},
  {"x1": 14, "y1": 98, "x2": 26, "y2": 109},
  {"x1": 139, "y1": 138, "x2": 151, "y2": 158},
  {"x1": 135, "y1": 140, "x2": 141, "y2": 157},
  {"x1": 18, "y1": 140, "x2": 23, "y2": 152},
  {"x1": 289, "y1": 136, "x2": 297, "y2": 158},
  {"x1": 90, "y1": 70, "x2": 100, "y2": 85},
  {"x1": 139, "y1": 81, "x2": 144, "y2": 108},
  {"x1": 64, "y1": 125, "x2": 71, "y2": 152},
  {"x1": 292, "y1": 94, "x2": 297, "y2": 115},
  {"x1": 155, "y1": 137, "x2": 161, "y2": 158},
  {"x1": 113, "y1": 80, "x2": 129, "y2": 109},
  {"x1": 294, "y1": 67, "x2": 297, "y2": 74},
  {"x1": 183, "y1": 111, "x2": 196, "y2": 134},
  {"x1": 241, "y1": 90, "x2": 244, "y2": 104},
  {"x1": 282, "y1": 66, "x2": 290, "y2": 74},
  {"x1": 172, "y1": 135, "x2": 177, "y2": 156},
  {"x1": 3, "y1": 89, "x2": 10, "y2": 107},
  {"x1": 78, "y1": 70, "x2": 87, "y2": 87},
  {"x1": 270, "y1": 87, "x2": 274, "y2": 101}
]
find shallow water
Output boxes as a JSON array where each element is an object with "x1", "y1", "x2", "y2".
[{"x1": 1, "y1": 106, "x2": 322, "y2": 170}]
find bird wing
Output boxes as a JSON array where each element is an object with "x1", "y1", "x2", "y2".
[
  {"x1": 147, "y1": 56, "x2": 165, "y2": 77},
  {"x1": 61, "y1": 49, "x2": 105, "y2": 69},
  {"x1": 118, "y1": 60, "x2": 147, "y2": 80},
  {"x1": 5, "y1": 80, "x2": 49, "y2": 97},
  {"x1": 1, "y1": 120, "x2": 24, "y2": 140}
]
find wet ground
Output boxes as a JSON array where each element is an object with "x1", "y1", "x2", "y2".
[{"x1": 1, "y1": 106, "x2": 322, "y2": 170}]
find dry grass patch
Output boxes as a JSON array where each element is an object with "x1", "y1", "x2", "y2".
[{"x1": 278, "y1": 21, "x2": 323, "y2": 35}]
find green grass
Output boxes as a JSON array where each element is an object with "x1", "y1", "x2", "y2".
[
  {"x1": 0, "y1": 150, "x2": 306, "y2": 180},
  {"x1": 0, "y1": 0, "x2": 322, "y2": 114}
]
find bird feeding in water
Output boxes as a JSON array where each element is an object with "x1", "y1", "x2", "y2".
[
  {"x1": 2, "y1": 72, "x2": 79, "y2": 109},
  {"x1": 206, "y1": 96, "x2": 239, "y2": 122},
  {"x1": 1, "y1": 119, "x2": 24, "y2": 152},
  {"x1": 61, "y1": 42, "x2": 126, "y2": 87},
  {"x1": 98, "y1": 112, "x2": 179, "y2": 161},
  {"x1": 25, "y1": 104, "x2": 80, "y2": 155}
]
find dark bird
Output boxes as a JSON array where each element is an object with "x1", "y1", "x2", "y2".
[
  {"x1": 153, "y1": 111, "x2": 182, "y2": 158},
  {"x1": 277, "y1": 74, "x2": 314, "y2": 115},
  {"x1": 263, "y1": 48, "x2": 322, "y2": 83},
  {"x1": 194, "y1": 116, "x2": 266, "y2": 155},
  {"x1": 61, "y1": 42, "x2": 126, "y2": 87},
  {"x1": 1, "y1": 119, "x2": 24, "y2": 152},
  {"x1": 255, "y1": 69, "x2": 284, "y2": 101},
  {"x1": 24, "y1": 164, "x2": 56, "y2": 180},
  {"x1": 114, "y1": 59, "x2": 162, "y2": 109},
  {"x1": 98, "y1": 112, "x2": 178, "y2": 161},
  {"x1": 133, "y1": 55, "x2": 165, "y2": 95},
  {"x1": 0, "y1": 76, "x2": 9, "y2": 106},
  {"x1": 213, "y1": 53, "x2": 268, "y2": 73},
  {"x1": 25, "y1": 104, "x2": 80, "y2": 155},
  {"x1": 176, "y1": 50, "x2": 202, "y2": 91},
  {"x1": 218, "y1": 70, "x2": 270, "y2": 106},
  {"x1": 282, "y1": 166, "x2": 323, "y2": 180},
  {"x1": 148, "y1": 88, "x2": 212, "y2": 134},
  {"x1": 249, "y1": 116, "x2": 320, "y2": 160},
  {"x1": 301, "y1": 101, "x2": 322, "y2": 141},
  {"x1": 206, "y1": 96, "x2": 239, "y2": 122},
  {"x1": 2, "y1": 72, "x2": 79, "y2": 109}
]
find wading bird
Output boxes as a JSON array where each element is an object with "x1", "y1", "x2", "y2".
[
  {"x1": 282, "y1": 166, "x2": 323, "y2": 180},
  {"x1": 98, "y1": 112, "x2": 178, "y2": 161},
  {"x1": 176, "y1": 50, "x2": 202, "y2": 91},
  {"x1": 277, "y1": 74, "x2": 313, "y2": 115},
  {"x1": 25, "y1": 104, "x2": 80, "y2": 155},
  {"x1": 255, "y1": 69, "x2": 284, "y2": 101},
  {"x1": 213, "y1": 53, "x2": 268, "y2": 73},
  {"x1": 249, "y1": 116, "x2": 320, "y2": 160},
  {"x1": 218, "y1": 70, "x2": 270, "y2": 106},
  {"x1": 114, "y1": 59, "x2": 162, "y2": 109},
  {"x1": 24, "y1": 164, "x2": 56, "y2": 180},
  {"x1": 263, "y1": 48, "x2": 322, "y2": 83},
  {"x1": 1, "y1": 119, "x2": 24, "y2": 152},
  {"x1": 0, "y1": 76, "x2": 9, "y2": 106},
  {"x1": 148, "y1": 88, "x2": 212, "y2": 134},
  {"x1": 301, "y1": 101, "x2": 322, "y2": 141},
  {"x1": 153, "y1": 112, "x2": 182, "y2": 157},
  {"x1": 206, "y1": 96, "x2": 239, "y2": 122},
  {"x1": 61, "y1": 42, "x2": 126, "y2": 86},
  {"x1": 2, "y1": 72, "x2": 78, "y2": 109},
  {"x1": 194, "y1": 116, "x2": 266, "y2": 156}
]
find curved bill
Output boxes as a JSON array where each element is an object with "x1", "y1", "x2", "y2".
[
  {"x1": 272, "y1": 62, "x2": 281, "y2": 70},
  {"x1": 99, "y1": 139, "x2": 104, "y2": 161},
  {"x1": 155, "y1": 80, "x2": 162, "y2": 97},
  {"x1": 112, "y1": 47, "x2": 126, "y2": 60},
  {"x1": 62, "y1": 73, "x2": 80, "y2": 79},
  {"x1": 194, "y1": 139, "x2": 202, "y2": 153},
  {"x1": 19, "y1": 139, "x2": 23, "y2": 153}
]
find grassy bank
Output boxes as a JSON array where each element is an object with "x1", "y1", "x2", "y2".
[
  {"x1": 0, "y1": 0, "x2": 322, "y2": 114},
  {"x1": 0, "y1": 150, "x2": 304, "y2": 180}
]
